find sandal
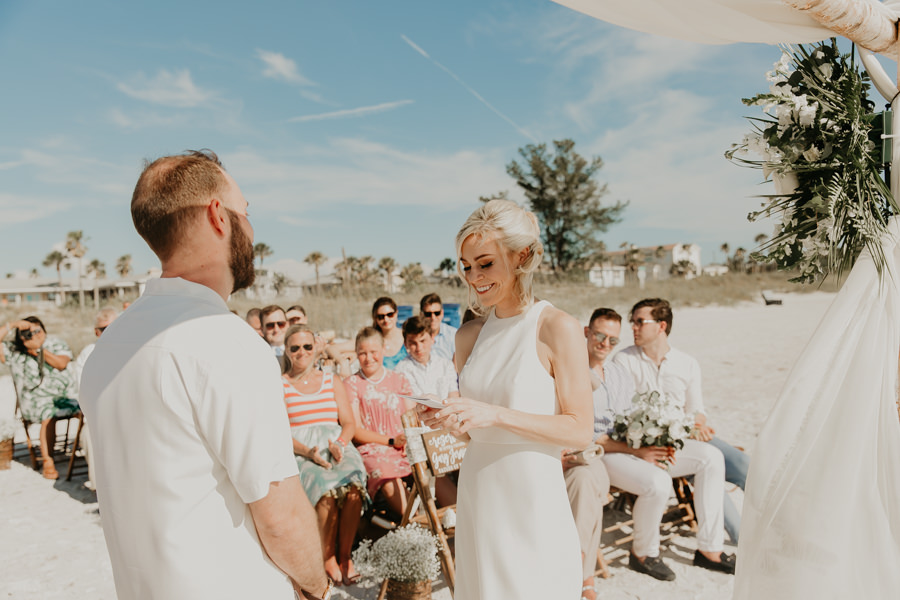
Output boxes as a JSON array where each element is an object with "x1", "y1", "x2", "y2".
[
  {"x1": 42, "y1": 457, "x2": 58, "y2": 480},
  {"x1": 581, "y1": 584, "x2": 597, "y2": 600}
]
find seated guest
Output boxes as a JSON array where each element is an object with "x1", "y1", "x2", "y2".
[
  {"x1": 282, "y1": 325, "x2": 368, "y2": 586},
  {"x1": 245, "y1": 307, "x2": 263, "y2": 337},
  {"x1": 72, "y1": 307, "x2": 119, "y2": 490},
  {"x1": 394, "y1": 315, "x2": 459, "y2": 506},
  {"x1": 614, "y1": 297, "x2": 749, "y2": 544},
  {"x1": 286, "y1": 305, "x2": 308, "y2": 326},
  {"x1": 259, "y1": 304, "x2": 288, "y2": 357},
  {"x1": 343, "y1": 326, "x2": 415, "y2": 516},
  {"x1": 419, "y1": 292, "x2": 457, "y2": 361},
  {"x1": 598, "y1": 306, "x2": 735, "y2": 579},
  {"x1": 0, "y1": 317, "x2": 79, "y2": 479},
  {"x1": 372, "y1": 297, "x2": 407, "y2": 369}
]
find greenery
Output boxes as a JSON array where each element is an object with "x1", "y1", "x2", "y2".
[
  {"x1": 352, "y1": 524, "x2": 441, "y2": 583},
  {"x1": 504, "y1": 139, "x2": 626, "y2": 273},
  {"x1": 726, "y1": 39, "x2": 898, "y2": 284}
]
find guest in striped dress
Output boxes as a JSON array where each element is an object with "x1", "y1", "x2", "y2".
[{"x1": 282, "y1": 324, "x2": 368, "y2": 587}]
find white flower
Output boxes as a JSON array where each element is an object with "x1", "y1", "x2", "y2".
[
  {"x1": 798, "y1": 103, "x2": 817, "y2": 127},
  {"x1": 802, "y1": 146, "x2": 821, "y2": 162},
  {"x1": 819, "y1": 63, "x2": 833, "y2": 79}
]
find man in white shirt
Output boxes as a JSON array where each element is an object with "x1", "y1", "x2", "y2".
[
  {"x1": 395, "y1": 315, "x2": 460, "y2": 401},
  {"x1": 614, "y1": 297, "x2": 749, "y2": 545},
  {"x1": 605, "y1": 302, "x2": 736, "y2": 578},
  {"x1": 80, "y1": 150, "x2": 332, "y2": 600},
  {"x1": 71, "y1": 307, "x2": 119, "y2": 491},
  {"x1": 419, "y1": 292, "x2": 457, "y2": 361}
]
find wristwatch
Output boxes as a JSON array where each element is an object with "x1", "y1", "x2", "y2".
[{"x1": 305, "y1": 578, "x2": 335, "y2": 600}]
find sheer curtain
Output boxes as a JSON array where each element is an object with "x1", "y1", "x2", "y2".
[{"x1": 734, "y1": 217, "x2": 900, "y2": 598}]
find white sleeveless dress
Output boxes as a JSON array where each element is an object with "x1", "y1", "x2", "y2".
[{"x1": 454, "y1": 300, "x2": 581, "y2": 600}]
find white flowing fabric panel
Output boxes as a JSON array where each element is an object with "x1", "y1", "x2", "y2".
[
  {"x1": 734, "y1": 217, "x2": 900, "y2": 599},
  {"x1": 551, "y1": 0, "x2": 895, "y2": 45}
]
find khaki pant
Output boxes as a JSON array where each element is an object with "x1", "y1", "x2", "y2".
[{"x1": 564, "y1": 459, "x2": 610, "y2": 579}]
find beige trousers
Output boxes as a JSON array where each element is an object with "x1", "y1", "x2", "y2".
[{"x1": 564, "y1": 459, "x2": 610, "y2": 579}]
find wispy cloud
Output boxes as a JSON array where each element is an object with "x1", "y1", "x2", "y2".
[
  {"x1": 0, "y1": 193, "x2": 73, "y2": 227},
  {"x1": 400, "y1": 34, "x2": 537, "y2": 143},
  {"x1": 289, "y1": 100, "x2": 414, "y2": 123},
  {"x1": 116, "y1": 68, "x2": 216, "y2": 108},
  {"x1": 256, "y1": 49, "x2": 317, "y2": 86}
]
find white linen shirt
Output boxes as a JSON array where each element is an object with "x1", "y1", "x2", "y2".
[
  {"x1": 613, "y1": 344, "x2": 706, "y2": 418},
  {"x1": 394, "y1": 353, "x2": 459, "y2": 400},
  {"x1": 79, "y1": 277, "x2": 298, "y2": 600}
]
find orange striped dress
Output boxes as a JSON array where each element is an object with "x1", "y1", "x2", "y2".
[{"x1": 282, "y1": 372, "x2": 368, "y2": 507}]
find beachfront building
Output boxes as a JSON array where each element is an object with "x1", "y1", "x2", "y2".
[
  {"x1": 0, "y1": 272, "x2": 156, "y2": 308},
  {"x1": 589, "y1": 243, "x2": 703, "y2": 287}
]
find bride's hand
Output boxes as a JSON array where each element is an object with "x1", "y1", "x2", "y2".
[{"x1": 433, "y1": 397, "x2": 501, "y2": 434}]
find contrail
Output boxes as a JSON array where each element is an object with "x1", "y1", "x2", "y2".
[
  {"x1": 401, "y1": 34, "x2": 537, "y2": 143},
  {"x1": 289, "y1": 100, "x2": 414, "y2": 123}
]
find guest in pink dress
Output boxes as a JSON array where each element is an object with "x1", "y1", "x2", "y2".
[{"x1": 343, "y1": 326, "x2": 415, "y2": 516}]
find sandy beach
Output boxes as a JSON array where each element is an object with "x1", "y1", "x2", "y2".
[{"x1": 0, "y1": 291, "x2": 836, "y2": 599}]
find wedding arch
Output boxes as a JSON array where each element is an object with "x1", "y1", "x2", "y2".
[{"x1": 549, "y1": 1, "x2": 900, "y2": 598}]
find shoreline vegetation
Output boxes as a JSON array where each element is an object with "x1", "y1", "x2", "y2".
[{"x1": 0, "y1": 270, "x2": 841, "y2": 362}]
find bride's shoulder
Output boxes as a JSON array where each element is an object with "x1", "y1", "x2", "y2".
[
  {"x1": 454, "y1": 317, "x2": 486, "y2": 369},
  {"x1": 537, "y1": 305, "x2": 581, "y2": 339}
]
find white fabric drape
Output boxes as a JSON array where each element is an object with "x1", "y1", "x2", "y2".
[
  {"x1": 551, "y1": 0, "x2": 897, "y2": 46},
  {"x1": 733, "y1": 217, "x2": 900, "y2": 599}
]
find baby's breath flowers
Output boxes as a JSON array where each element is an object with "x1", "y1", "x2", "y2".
[
  {"x1": 352, "y1": 524, "x2": 441, "y2": 583},
  {"x1": 726, "y1": 39, "x2": 898, "y2": 284},
  {"x1": 0, "y1": 416, "x2": 16, "y2": 441}
]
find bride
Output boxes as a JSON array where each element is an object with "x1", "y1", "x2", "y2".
[{"x1": 422, "y1": 199, "x2": 593, "y2": 600}]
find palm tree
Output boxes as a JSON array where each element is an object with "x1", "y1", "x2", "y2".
[
  {"x1": 731, "y1": 247, "x2": 747, "y2": 273},
  {"x1": 272, "y1": 272, "x2": 290, "y2": 296},
  {"x1": 116, "y1": 254, "x2": 133, "y2": 278},
  {"x1": 620, "y1": 242, "x2": 643, "y2": 285},
  {"x1": 357, "y1": 255, "x2": 375, "y2": 286},
  {"x1": 379, "y1": 256, "x2": 397, "y2": 293},
  {"x1": 86, "y1": 259, "x2": 106, "y2": 309},
  {"x1": 438, "y1": 257, "x2": 456, "y2": 280},
  {"x1": 43, "y1": 250, "x2": 68, "y2": 299},
  {"x1": 29, "y1": 268, "x2": 38, "y2": 279},
  {"x1": 65, "y1": 230, "x2": 88, "y2": 309},
  {"x1": 754, "y1": 233, "x2": 768, "y2": 245},
  {"x1": 303, "y1": 251, "x2": 327, "y2": 294},
  {"x1": 400, "y1": 262, "x2": 424, "y2": 292},
  {"x1": 720, "y1": 242, "x2": 730, "y2": 266},
  {"x1": 253, "y1": 243, "x2": 273, "y2": 268}
]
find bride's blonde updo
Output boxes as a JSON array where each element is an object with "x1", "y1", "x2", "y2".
[{"x1": 455, "y1": 199, "x2": 544, "y2": 316}]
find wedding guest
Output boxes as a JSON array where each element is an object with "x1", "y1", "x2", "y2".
[
  {"x1": 80, "y1": 150, "x2": 331, "y2": 600},
  {"x1": 0, "y1": 316, "x2": 79, "y2": 479},
  {"x1": 282, "y1": 325, "x2": 367, "y2": 587},
  {"x1": 261, "y1": 305, "x2": 288, "y2": 357},
  {"x1": 419, "y1": 293, "x2": 457, "y2": 361},
  {"x1": 371, "y1": 297, "x2": 407, "y2": 369},
  {"x1": 614, "y1": 297, "x2": 749, "y2": 544},
  {"x1": 343, "y1": 326, "x2": 415, "y2": 517},
  {"x1": 246, "y1": 307, "x2": 263, "y2": 337},
  {"x1": 286, "y1": 305, "x2": 308, "y2": 326},
  {"x1": 72, "y1": 307, "x2": 120, "y2": 490}
]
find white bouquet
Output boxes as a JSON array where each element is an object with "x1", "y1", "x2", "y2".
[
  {"x1": 0, "y1": 416, "x2": 16, "y2": 442},
  {"x1": 610, "y1": 391, "x2": 693, "y2": 454},
  {"x1": 352, "y1": 524, "x2": 441, "y2": 583}
]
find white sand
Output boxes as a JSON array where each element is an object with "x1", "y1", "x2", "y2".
[{"x1": 0, "y1": 291, "x2": 836, "y2": 599}]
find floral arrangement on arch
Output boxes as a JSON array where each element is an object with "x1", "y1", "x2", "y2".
[
  {"x1": 726, "y1": 38, "x2": 898, "y2": 284},
  {"x1": 609, "y1": 390, "x2": 693, "y2": 462},
  {"x1": 352, "y1": 524, "x2": 441, "y2": 584}
]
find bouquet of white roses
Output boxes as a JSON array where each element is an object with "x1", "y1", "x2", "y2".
[
  {"x1": 352, "y1": 524, "x2": 441, "y2": 583},
  {"x1": 610, "y1": 391, "x2": 693, "y2": 455}
]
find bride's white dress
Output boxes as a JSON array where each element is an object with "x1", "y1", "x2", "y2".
[
  {"x1": 454, "y1": 300, "x2": 581, "y2": 600},
  {"x1": 735, "y1": 217, "x2": 900, "y2": 599}
]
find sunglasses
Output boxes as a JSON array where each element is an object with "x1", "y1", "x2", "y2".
[
  {"x1": 19, "y1": 327, "x2": 42, "y2": 340},
  {"x1": 591, "y1": 332, "x2": 620, "y2": 346},
  {"x1": 264, "y1": 320, "x2": 287, "y2": 330},
  {"x1": 287, "y1": 316, "x2": 304, "y2": 325},
  {"x1": 630, "y1": 318, "x2": 659, "y2": 327},
  {"x1": 376, "y1": 311, "x2": 396, "y2": 320},
  {"x1": 289, "y1": 343, "x2": 315, "y2": 353},
  {"x1": 423, "y1": 310, "x2": 442, "y2": 318},
  {"x1": 95, "y1": 326, "x2": 107, "y2": 334}
]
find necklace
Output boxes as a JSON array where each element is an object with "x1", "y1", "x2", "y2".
[
  {"x1": 289, "y1": 365, "x2": 317, "y2": 386},
  {"x1": 360, "y1": 368, "x2": 386, "y2": 385}
]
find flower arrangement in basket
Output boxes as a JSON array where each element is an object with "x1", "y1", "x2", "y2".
[
  {"x1": 352, "y1": 524, "x2": 441, "y2": 598},
  {"x1": 609, "y1": 391, "x2": 693, "y2": 466},
  {"x1": 0, "y1": 416, "x2": 16, "y2": 470},
  {"x1": 726, "y1": 38, "x2": 898, "y2": 284}
]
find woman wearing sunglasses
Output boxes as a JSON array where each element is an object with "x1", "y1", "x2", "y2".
[
  {"x1": 281, "y1": 324, "x2": 368, "y2": 586},
  {"x1": 371, "y1": 297, "x2": 406, "y2": 370},
  {"x1": 0, "y1": 316, "x2": 79, "y2": 479}
]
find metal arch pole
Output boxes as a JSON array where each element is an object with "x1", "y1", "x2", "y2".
[{"x1": 859, "y1": 47, "x2": 900, "y2": 200}]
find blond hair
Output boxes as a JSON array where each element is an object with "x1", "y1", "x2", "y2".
[{"x1": 454, "y1": 199, "x2": 543, "y2": 316}]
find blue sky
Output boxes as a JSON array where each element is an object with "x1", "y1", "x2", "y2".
[{"x1": 0, "y1": 0, "x2": 806, "y2": 281}]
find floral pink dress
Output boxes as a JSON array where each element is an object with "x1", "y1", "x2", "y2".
[{"x1": 343, "y1": 370, "x2": 413, "y2": 497}]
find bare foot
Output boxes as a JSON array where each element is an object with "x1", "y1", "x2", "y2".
[
  {"x1": 323, "y1": 556, "x2": 342, "y2": 586},
  {"x1": 341, "y1": 559, "x2": 361, "y2": 586}
]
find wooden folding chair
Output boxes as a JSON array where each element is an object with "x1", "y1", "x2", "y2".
[{"x1": 376, "y1": 411, "x2": 464, "y2": 600}]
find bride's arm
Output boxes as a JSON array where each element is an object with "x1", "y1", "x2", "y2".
[{"x1": 433, "y1": 308, "x2": 593, "y2": 449}]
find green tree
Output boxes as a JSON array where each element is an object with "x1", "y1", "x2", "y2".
[
  {"x1": 379, "y1": 256, "x2": 397, "y2": 293},
  {"x1": 66, "y1": 230, "x2": 88, "y2": 309},
  {"x1": 116, "y1": 255, "x2": 133, "y2": 278},
  {"x1": 400, "y1": 262, "x2": 425, "y2": 292},
  {"x1": 437, "y1": 257, "x2": 456, "y2": 280},
  {"x1": 253, "y1": 243, "x2": 273, "y2": 268},
  {"x1": 506, "y1": 139, "x2": 626, "y2": 272},
  {"x1": 43, "y1": 249, "x2": 68, "y2": 299},
  {"x1": 669, "y1": 259, "x2": 696, "y2": 278},
  {"x1": 620, "y1": 242, "x2": 644, "y2": 284},
  {"x1": 720, "y1": 243, "x2": 730, "y2": 265},
  {"x1": 86, "y1": 259, "x2": 106, "y2": 309},
  {"x1": 730, "y1": 247, "x2": 747, "y2": 273},
  {"x1": 272, "y1": 272, "x2": 290, "y2": 296},
  {"x1": 303, "y1": 251, "x2": 327, "y2": 294},
  {"x1": 29, "y1": 268, "x2": 38, "y2": 279}
]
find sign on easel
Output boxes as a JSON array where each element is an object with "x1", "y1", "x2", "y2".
[{"x1": 421, "y1": 430, "x2": 467, "y2": 474}]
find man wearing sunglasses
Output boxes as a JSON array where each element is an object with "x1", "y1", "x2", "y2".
[
  {"x1": 419, "y1": 293, "x2": 457, "y2": 361},
  {"x1": 260, "y1": 305, "x2": 289, "y2": 357},
  {"x1": 79, "y1": 151, "x2": 331, "y2": 600},
  {"x1": 613, "y1": 298, "x2": 739, "y2": 576}
]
